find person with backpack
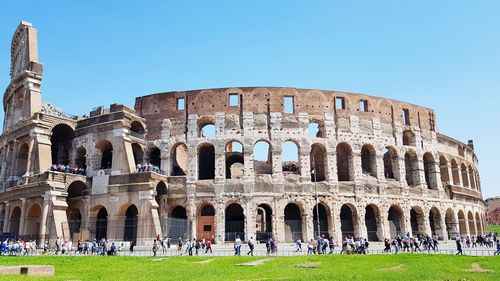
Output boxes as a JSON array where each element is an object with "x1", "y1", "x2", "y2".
[{"x1": 247, "y1": 236, "x2": 255, "y2": 256}]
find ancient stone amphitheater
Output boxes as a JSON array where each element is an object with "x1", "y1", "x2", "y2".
[{"x1": 0, "y1": 22, "x2": 485, "y2": 246}]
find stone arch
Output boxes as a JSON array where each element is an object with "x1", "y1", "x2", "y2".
[
  {"x1": 310, "y1": 143, "x2": 327, "y2": 182},
  {"x1": 75, "y1": 146, "x2": 87, "y2": 170},
  {"x1": 131, "y1": 143, "x2": 144, "y2": 167},
  {"x1": 439, "y1": 156, "x2": 449, "y2": 183},
  {"x1": 402, "y1": 130, "x2": 416, "y2": 146},
  {"x1": 198, "y1": 143, "x2": 215, "y2": 180},
  {"x1": 388, "y1": 205, "x2": 404, "y2": 238},
  {"x1": 51, "y1": 124, "x2": 74, "y2": 165},
  {"x1": 67, "y1": 180, "x2": 88, "y2": 198},
  {"x1": 429, "y1": 207, "x2": 443, "y2": 238},
  {"x1": 94, "y1": 206, "x2": 108, "y2": 240},
  {"x1": 313, "y1": 203, "x2": 330, "y2": 237},
  {"x1": 340, "y1": 203, "x2": 358, "y2": 239},
  {"x1": 146, "y1": 146, "x2": 161, "y2": 169},
  {"x1": 423, "y1": 153, "x2": 438, "y2": 190},
  {"x1": 226, "y1": 141, "x2": 244, "y2": 179},
  {"x1": 337, "y1": 142, "x2": 353, "y2": 181},
  {"x1": 282, "y1": 140, "x2": 300, "y2": 174},
  {"x1": 457, "y1": 209, "x2": 466, "y2": 236},
  {"x1": 123, "y1": 204, "x2": 138, "y2": 242},
  {"x1": 365, "y1": 204, "x2": 382, "y2": 241},
  {"x1": 167, "y1": 205, "x2": 189, "y2": 240},
  {"x1": 383, "y1": 146, "x2": 399, "y2": 180},
  {"x1": 16, "y1": 143, "x2": 29, "y2": 176},
  {"x1": 25, "y1": 204, "x2": 42, "y2": 239},
  {"x1": 197, "y1": 203, "x2": 216, "y2": 242},
  {"x1": 404, "y1": 150, "x2": 419, "y2": 187},
  {"x1": 461, "y1": 163, "x2": 469, "y2": 188},
  {"x1": 198, "y1": 117, "x2": 216, "y2": 139},
  {"x1": 361, "y1": 144, "x2": 377, "y2": 177},
  {"x1": 467, "y1": 210, "x2": 475, "y2": 236},
  {"x1": 410, "y1": 206, "x2": 426, "y2": 236},
  {"x1": 284, "y1": 203, "x2": 303, "y2": 242},
  {"x1": 475, "y1": 212, "x2": 482, "y2": 235},
  {"x1": 225, "y1": 203, "x2": 245, "y2": 241},
  {"x1": 130, "y1": 121, "x2": 146, "y2": 135},
  {"x1": 451, "y1": 159, "x2": 460, "y2": 186},
  {"x1": 171, "y1": 143, "x2": 187, "y2": 176},
  {"x1": 96, "y1": 140, "x2": 113, "y2": 169},
  {"x1": 307, "y1": 120, "x2": 325, "y2": 138},
  {"x1": 253, "y1": 140, "x2": 272, "y2": 175},
  {"x1": 155, "y1": 181, "x2": 167, "y2": 211},
  {"x1": 9, "y1": 206, "x2": 21, "y2": 234},
  {"x1": 256, "y1": 203, "x2": 273, "y2": 242}
]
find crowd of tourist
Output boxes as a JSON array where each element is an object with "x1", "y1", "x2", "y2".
[
  {"x1": 135, "y1": 163, "x2": 163, "y2": 174},
  {"x1": 0, "y1": 239, "x2": 38, "y2": 255},
  {"x1": 50, "y1": 164, "x2": 86, "y2": 175}
]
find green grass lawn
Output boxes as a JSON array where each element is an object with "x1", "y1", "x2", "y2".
[
  {"x1": 0, "y1": 255, "x2": 499, "y2": 281},
  {"x1": 487, "y1": 225, "x2": 500, "y2": 234}
]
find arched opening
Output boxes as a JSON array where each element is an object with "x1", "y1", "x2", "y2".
[
  {"x1": 256, "y1": 204, "x2": 273, "y2": 242},
  {"x1": 313, "y1": 203, "x2": 329, "y2": 237},
  {"x1": 225, "y1": 203, "x2": 245, "y2": 241},
  {"x1": 197, "y1": 204, "x2": 215, "y2": 243},
  {"x1": 445, "y1": 208, "x2": 458, "y2": 239},
  {"x1": 439, "y1": 156, "x2": 449, "y2": 184},
  {"x1": 124, "y1": 205, "x2": 138, "y2": 242},
  {"x1": 461, "y1": 164, "x2": 469, "y2": 188},
  {"x1": 429, "y1": 207, "x2": 443, "y2": 238},
  {"x1": 199, "y1": 123, "x2": 216, "y2": 139},
  {"x1": 282, "y1": 140, "x2": 299, "y2": 174},
  {"x1": 404, "y1": 151, "x2": 419, "y2": 187},
  {"x1": 171, "y1": 143, "x2": 187, "y2": 176},
  {"x1": 361, "y1": 144, "x2": 377, "y2": 177},
  {"x1": 130, "y1": 121, "x2": 145, "y2": 136},
  {"x1": 457, "y1": 210, "x2": 466, "y2": 236},
  {"x1": 469, "y1": 166, "x2": 476, "y2": 190},
  {"x1": 96, "y1": 140, "x2": 113, "y2": 169},
  {"x1": 131, "y1": 143, "x2": 144, "y2": 167},
  {"x1": 9, "y1": 206, "x2": 21, "y2": 234},
  {"x1": 310, "y1": 143, "x2": 327, "y2": 182},
  {"x1": 198, "y1": 143, "x2": 215, "y2": 180},
  {"x1": 75, "y1": 146, "x2": 87, "y2": 170},
  {"x1": 51, "y1": 124, "x2": 74, "y2": 165},
  {"x1": 308, "y1": 122, "x2": 324, "y2": 138},
  {"x1": 451, "y1": 159, "x2": 460, "y2": 186},
  {"x1": 95, "y1": 207, "x2": 108, "y2": 240},
  {"x1": 467, "y1": 211, "x2": 475, "y2": 236},
  {"x1": 226, "y1": 141, "x2": 244, "y2": 179},
  {"x1": 475, "y1": 213, "x2": 482, "y2": 235},
  {"x1": 365, "y1": 204, "x2": 381, "y2": 241},
  {"x1": 168, "y1": 206, "x2": 189, "y2": 240},
  {"x1": 340, "y1": 204, "x2": 357, "y2": 239},
  {"x1": 402, "y1": 130, "x2": 415, "y2": 146},
  {"x1": 284, "y1": 203, "x2": 302, "y2": 242},
  {"x1": 423, "y1": 153, "x2": 438, "y2": 190},
  {"x1": 66, "y1": 206, "x2": 81, "y2": 241},
  {"x1": 253, "y1": 141, "x2": 272, "y2": 175},
  {"x1": 388, "y1": 205, "x2": 404, "y2": 238},
  {"x1": 25, "y1": 204, "x2": 42, "y2": 240},
  {"x1": 155, "y1": 181, "x2": 167, "y2": 210},
  {"x1": 337, "y1": 142, "x2": 353, "y2": 181},
  {"x1": 16, "y1": 143, "x2": 29, "y2": 176},
  {"x1": 67, "y1": 181, "x2": 88, "y2": 198},
  {"x1": 383, "y1": 147, "x2": 399, "y2": 180},
  {"x1": 410, "y1": 207, "x2": 425, "y2": 236}
]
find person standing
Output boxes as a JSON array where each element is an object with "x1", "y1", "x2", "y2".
[
  {"x1": 247, "y1": 236, "x2": 255, "y2": 256},
  {"x1": 295, "y1": 238, "x2": 302, "y2": 252},
  {"x1": 234, "y1": 235, "x2": 241, "y2": 256},
  {"x1": 205, "y1": 239, "x2": 212, "y2": 254},
  {"x1": 494, "y1": 239, "x2": 500, "y2": 255}
]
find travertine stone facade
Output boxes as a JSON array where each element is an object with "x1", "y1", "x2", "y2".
[{"x1": 0, "y1": 22, "x2": 486, "y2": 246}]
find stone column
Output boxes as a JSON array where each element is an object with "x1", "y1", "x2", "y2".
[
  {"x1": 357, "y1": 206, "x2": 368, "y2": 240},
  {"x1": 10, "y1": 140, "x2": 19, "y2": 177},
  {"x1": 215, "y1": 201, "x2": 225, "y2": 244},
  {"x1": 18, "y1": 198, "x2": 27, "y2": 236},
  {"x1": 3, "y1": 201, "x2": 11, "y2": 232},
  {"x1": 39, "y1": 194, "x2": 50, "y2": 244},
  {"x1": 439, "y1": 215, "x2": 449, "y2": 241},
  {"x1": 303, "y1": 211, "x2": 314, "y2": 242},
  {"x1": 245, "y1": 201, "x2": 256, "y2": 242},
  {"x1": 423, "y1": 211, "x2": 432, "y2": 236},
  {"x1": 332, "y1": 205, "x2": 342, "y2": 243},
  {"x1": 376, "y1": 154, "x2": 385, "y2": 184},
  {"x1": 464, "y1": 218, "x2": 470, "y2": 237},
  {"x1": 416, "y1": 157, "x2": 427, "y2": 189}
]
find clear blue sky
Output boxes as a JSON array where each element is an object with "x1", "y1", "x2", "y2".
[{"x1": 1, "y1": 1, "x2": 499, "y2": 198}]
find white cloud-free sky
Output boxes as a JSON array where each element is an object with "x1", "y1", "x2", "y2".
[{"x1": 0, "y1": 1, "x2": 498, "y2": 198}]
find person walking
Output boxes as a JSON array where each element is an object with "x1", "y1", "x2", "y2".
[
  {"x1": 247, "y1": 236, "x2": 255, "y2": 256},
  {"x1": 205, "y1": 239, "x2": 212, "y2": 254},
  {"x1": 494, "y1": 239, "x2": 500, "y2": 256},
  {"x1": 295, "y1": 238, "x2": 302, "y2": 252},
  {"x1": 234, "y1": 235, "x2": 242, "y2": 256},
  {"x1": 456, "y1": 236, "x2": 463, "y2": 255}
]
